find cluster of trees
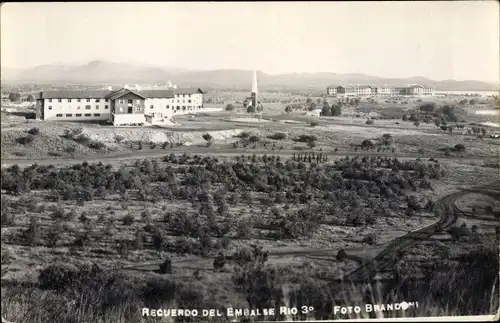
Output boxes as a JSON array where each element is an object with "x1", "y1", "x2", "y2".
[
  {"x1": 2, "y1": 152, "x2": 444, "y2": 259},
  {"x1": 320, "y1": 101, "x2": 342, "y2": 116},
  {"x1": 7, "y1": 92, "x2": 35, "y2": 102},
  {"x1": 292, "y1": 152, "x2": 328, "y2": 163}
]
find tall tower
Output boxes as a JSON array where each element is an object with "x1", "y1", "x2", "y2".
[{"x1": 251, "y1": 70, "x2": 258, "y2": 107}]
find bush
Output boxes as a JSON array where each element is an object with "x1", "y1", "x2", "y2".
[
  {"x1": 361, "y1": 139, "x2": 375, "y2": 148},
  {"x1": 28, "y1": 127, "x2": 40, "y2": 135},
  {"x1": 267, "y1": 132, "x2": 287, "y2": 140},
  {"x1": 16, "y1": 135, "x2": 35, "y2": 145},
  {"x1": 454, "y1": 144, "x2": 465, "y2": 153},
  {"x1": 365, "y1": 119, "x2": 374, "y2": 125},
  {"x1": 295, "y1": 135, "x2": 317, "y2": 143},
  {"x1": 225, "y1": 104, "x2": 235, "y2": 111},
  {"x1": 310, "y1": 121, "x2": 319, "y2": 127},
  {"x1": 87, "y1": 141, "x2": 106, "y2": 150},
  {"x1": 248, "y1": 135, "x2": 260, "y2": 143},
  {"x1": 38, "y1": 264, "x2": 79, "y2": 290},
  {"x1": 64, "y1": 145, "x2": 77, "y2": 153},
  {"x1": 122, "y1": 213, "x2": 135, "y2": 226},
  {"x1": 159, "y1": 257, "x2": 172, "y2": 274},
  {"x1": 114, "y1": 135, "x2": 125, "y2": 143}
]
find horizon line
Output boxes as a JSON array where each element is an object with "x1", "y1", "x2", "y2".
[{"x1": 1, "y1": 61, "x2": 498, "y2": 85}]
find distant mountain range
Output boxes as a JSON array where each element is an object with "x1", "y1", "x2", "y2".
[{"x1": 2, "y1": 60, "x2": 498, "y2": 91}]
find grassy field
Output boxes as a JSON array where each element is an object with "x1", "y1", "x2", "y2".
[{"x1": 1, "y1": 92, "x2": 499, "y2": 322}]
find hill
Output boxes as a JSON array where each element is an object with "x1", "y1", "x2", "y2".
[{"x1": 2, "y1": 61, "x2": 498, "y2": 91}]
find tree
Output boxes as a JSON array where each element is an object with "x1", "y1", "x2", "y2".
[
  {"x1": 361, "y1": 139, "x2": 375, "y2": 149},
  {"x1": 225, "y1": 104, "x2": 235, "y2": 111},
  {"x1": 213, "y1": 252, "x2": 226, "y2": 271},
  {"x1": 402, "y1": 114, "x2": 409, "y2": 121},
  {"x1": 321, "y1": 105, "x2": 331, "y2": 116},
  {"x1": 308, "y1": 102, "x2": 317, "y2": 111},
  {"x1": 9, "y1": 92, "x2": 21, "y2": 102},
  {"x1": 247, "y1": 105, "x2": 256, "y2": 113},
  {"x1": 413, "y1": 121, "x2": 420, "y2": 127},
  {"x1": 419, "y1": 102, "x2": 436, "y2": 113},
  {"x1": 469, "y1": 99, "x2": 477, "y2": 106},
  {"x1": 159, "y1": 257, "x2": 172, "y2": 274},
  {"x1": 409, "y1": 113, "x2": 420, "y2": 122},
  {"x1": 26, "y1": 94, "x2": 35, "y2": 102},
  {"x1": 306, "y1": 98, "x2": 313, "y2": 104},
  {"x1": 202, "y1": 133, "x2": 213, "y2": 147},
  {"x1": 454, "y1": 143, "x2": 465, "y2": 153},
  {"x1": 285, "y1": 105, "x2": 292, "y2": 113},
  {"x1": 354, "y1": 98, "x2": 360, "y2": 105},
  {"x1": 331, "y1": 104, "x2": 342, "y2": 116}
]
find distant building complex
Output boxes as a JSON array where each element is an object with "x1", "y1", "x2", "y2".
[
  {"x1": 36, "y1": 87, "x2": 205, "y2": 126},
  {"x1": 327, "y1": 84, "x2": 435, "y2": 97}
]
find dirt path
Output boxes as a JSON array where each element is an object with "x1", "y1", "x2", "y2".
[{"x1": 337, "y1": 183, "x2": 499, "y2": 282}]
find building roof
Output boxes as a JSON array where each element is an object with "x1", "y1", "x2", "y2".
[
  {"x1": 106, "y1": 88, "x2": 147, "y2": 100},
  {"x1": 137, "y1": 90, "x2": 175, "y2": 98},
  {"x1": 40, "y1": 90, "x2": 111, "y2": 99},
  {"x1": 40, "y1": 88, "x2": 176, "y2": 100}
]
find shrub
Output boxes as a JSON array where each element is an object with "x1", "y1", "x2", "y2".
[
  {"x1": 17, "y1": 135, "x2": 35, "y2": 145},
  {"x1": 38, "y1": 264, "x2": 78, "y2": 290},
  {"x1": 122, "y1": 213, "x2": 135, "y2": 226},
  {"x1": 28, "y1": 127, "x2": 40, "y2": 135},
  {"x1": 248, "y1": 135, "x2": 260, "y2": 143},
  {"x1": 159, "y1": 257, "x2": 172, "y2": 274},
  {"x1": 454, "y1": 144, "x2": 465, "y2": 153},
  {"x1": 1, "y1": 248, "x2": 11, "y2": 277},
  {"x1": 87, "y1": 141, "x2": 106, "y2": 150},
  {"x1": 238, "y1": 132, "x2": 250, "y2": 139},
  {"x1": 114, "y1": 135, "x2": 125, "y2": 143},
  {"x1": 25, "y1": 216, "x2": 41, "y2": 246},
  {"x1": 362, "y1": 233, "x2": 377, "y2": 245},
  {"x1": 268, "y1": 132, "x2": 287, "y2": 140},
  {"x1": 365, "y1": 119, "x2": 374, "y2": 125},
  {"x1": 295, "y1": 135, "x2": 317, "y2": 143},
  {"x1": 64, "y1": 145, "x2": 77, "y2": 153},
  {"x1": 361, "y1": 139, "x2": 375, "y2": 149}
]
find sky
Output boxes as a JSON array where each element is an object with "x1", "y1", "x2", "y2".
[{"x1": 1, "y1": 1, "x2": 499, "y2": 82}]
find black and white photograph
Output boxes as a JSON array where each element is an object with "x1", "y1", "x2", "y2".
[{"x1": 1, "y1": 2, "x2": 499, "y2": 322}]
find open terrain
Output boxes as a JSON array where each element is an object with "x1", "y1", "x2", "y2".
[{"x1": 1, "y1": 92, "x2": 499, "y2": 323}]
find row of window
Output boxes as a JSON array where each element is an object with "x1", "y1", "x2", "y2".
[
  {"x1": 55, "y1": 113, "x2": 101, "y2": 117},
  {"x1": 49, "y1": 98, "x2": 109, "y2": 103},
  {"x1": 48, "y1": 105, "x2": 109, "y2": 110}
]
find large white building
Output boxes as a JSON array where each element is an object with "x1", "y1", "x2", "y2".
[
  {"x1": 327, "y1": 84, "x2": 435, "y2": 98},
  {"x1": 36, "y1": 87, "x2": 206, "y2": 126}
]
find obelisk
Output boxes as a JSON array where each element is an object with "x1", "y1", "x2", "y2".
[{"x1": 251, "y1": 70, "x2": 258, "y2": 107}]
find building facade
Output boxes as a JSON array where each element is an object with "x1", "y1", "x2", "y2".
[
  {"x1": 36, "y1": 87, "x2": 205, "y2": 126},
  {"x1": 327, "y1": 84, "x2": 436, "y2": 97}
]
